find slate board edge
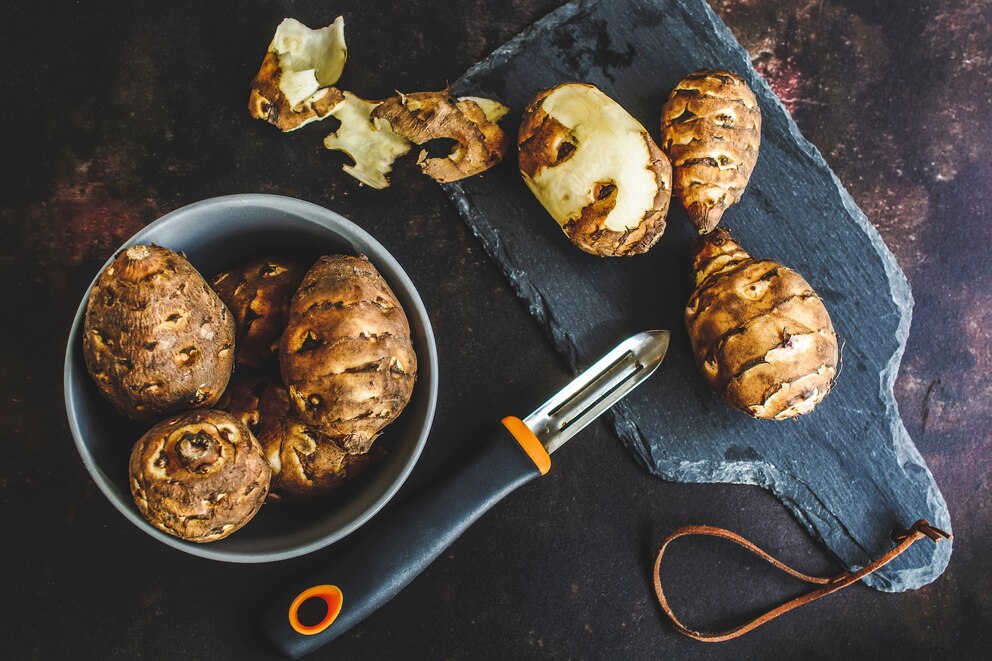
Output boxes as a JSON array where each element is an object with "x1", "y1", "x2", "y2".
[{"x1": 445, "y1": 0, "x2": 952, "y2": 591}]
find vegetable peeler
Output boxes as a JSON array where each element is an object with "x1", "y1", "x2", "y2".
[{"x1": 263, "y1": 330, "x2": 671, "y2": 658}]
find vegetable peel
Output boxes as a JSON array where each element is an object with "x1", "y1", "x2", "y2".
[
  {"x1": 249, "y1": 17, "x2": 348, "y2": 132},
  {"x1": 322, "y1": 92, "x2": 413, "y2": 189},
  {"x1": 372, "y1": 90, "x2": 510, "y2": 183}
]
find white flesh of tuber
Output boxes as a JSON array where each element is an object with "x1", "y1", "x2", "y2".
[{"x1": 527, "y1": 85, "x2": 659, "y2": 233}]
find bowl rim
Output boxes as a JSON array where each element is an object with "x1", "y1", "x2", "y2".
[{"x1": 63, "y1": 193, "x2": 439, "y2": 562}]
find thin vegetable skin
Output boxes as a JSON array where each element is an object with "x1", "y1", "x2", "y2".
[
  {"x1": 221, "y1": 378, "x2": 382, "y2": 501},
  {"x1": 249, "y1": 17, "x2": 347, "y2": 131},
  {"x1": 685, "y1": 229, "x2": 838, "y2": 419},
  {"x1": 280, "y1": 255, "x2": 417, "y2": 453},
  {"x1": 129, "y1": 409, "x2": 270, "y2": 542},
  {"x1": 211, "y1": 258, "x2": 304, "y2": 367},
  {"x1": 83, "y1": 245, "x2": 235, "y2": 420},
  {"x1": 518, "y1": 83, "x2": 671, "y2": 257},
  {"x1": 372, "y1": 90, "x2": 509, "y2": 183},
  {"x1": 322, "y1": 92, "x2": 412, "y2": 189},
  {"x1": 661, "y1": 70, "x2": 761, "y2": 234}
]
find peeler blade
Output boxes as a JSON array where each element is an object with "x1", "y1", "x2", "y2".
[{"x1": 523, "y1": 330, "x2": 670, "y2": 454}]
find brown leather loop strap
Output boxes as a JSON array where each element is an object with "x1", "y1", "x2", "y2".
[{"x1": 653, "y1": 519, "x2": 952, "y2": 643}]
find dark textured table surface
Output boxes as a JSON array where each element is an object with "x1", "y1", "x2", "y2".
[{"x1": 2, "y1": 1, "x2": 989, "y2": 658}]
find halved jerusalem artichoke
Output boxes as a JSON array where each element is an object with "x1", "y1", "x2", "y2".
[
  {"x1": 372, "y1": 90, "x2": 509, "y2": 183},
  {"x1": 661, "y1": 70, "x2": 761, "y2": 234},
  {"x1": 249, "y1": 17, "x2": 347, "y2": 132},
  {"x1": 129, "y1": 409, "x2": 270, "y2": 542},
  {"x1": 83, "y1": 245, "x2": 235, "y2": 420},
  {"x1": 211, "y1": 258, "x2": 305, "y2": 367},
  {"x1": 280, "y1": 255, "x2": 417, "y2": 454},
  {"x1": 518, "y1": 83, "x2": 672, "y2": 257},
  {"x1": 685, "y1": 229, "x2": 838, "y2": 419},
  {"x1": 221, "y1": 378, "x2": 382, "y2": 501}
]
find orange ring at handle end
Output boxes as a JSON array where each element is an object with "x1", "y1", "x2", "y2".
[
  {"x1": 288, "y1": 585, "x2": 343, "y2": 636},
  {"x1": 501, "y1": 416, "x2": 551, "y2": 476}
]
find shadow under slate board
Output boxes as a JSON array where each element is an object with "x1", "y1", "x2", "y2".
[{"x1": 443, "y1": 0, "x2": 951, "y2": 591}]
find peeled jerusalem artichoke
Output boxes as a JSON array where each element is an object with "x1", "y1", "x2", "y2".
[
  {"x1": 519, "y1": 83, "x2": 672, "y2": 257},
  {"x1": 661, "y1": 70, "x2": 761, "y2": 234},
  {"x1": 685, "y1": 229, "x2": 838, "y2": 419}
]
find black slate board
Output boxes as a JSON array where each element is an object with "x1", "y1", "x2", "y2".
[{"x1": 444, "y1": 0, "x2": 951, "y2": 591}]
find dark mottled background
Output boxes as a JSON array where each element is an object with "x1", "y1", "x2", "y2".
[{"x1": 1, "y1": 0, "x2": 988, "y2": 658}]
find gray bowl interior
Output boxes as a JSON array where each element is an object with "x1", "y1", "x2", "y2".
[{"x1": 64, "y1": 195, "x2": 438, "y2": 562}]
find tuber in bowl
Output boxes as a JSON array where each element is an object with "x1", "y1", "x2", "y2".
[{"x1": 64, "y1": 194, "x2": 438, "y2": 562}]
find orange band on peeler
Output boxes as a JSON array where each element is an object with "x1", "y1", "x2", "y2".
[
  {"x1": 288, "y1": 584, "x2": 343, "y2": 636},
  {"x1": 501, "y1": 416, "x2": 551, "y2": 476}
]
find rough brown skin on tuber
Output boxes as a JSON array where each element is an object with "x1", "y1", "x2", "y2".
[
  {"x1": 211, "y1": 258, "x2": 304, "y2": 368},
  {"x1": 518, "y1": 83, "x2": 672, "y2": 257},
  {"x1": 221, "y1": 378, "x2": 382, "y2": 501},
  {"x1": 279, "y1": 255, "x2": 417, "y2": 454},
  {"x1": 83, "y1": 244, "x2": 235, "y2": 420},
  {"x1": 128, "y1": 409, "x2": 271, "y2": 542},
  {"x1": 372, "y1": 90, "x2": 509, "y2": 183},
  {"x1": 685, "y1": 229, "x2": 838, "y2": 419},
  {"x1": 661, "y1": 70, "x2": 761, "y2": 234}
]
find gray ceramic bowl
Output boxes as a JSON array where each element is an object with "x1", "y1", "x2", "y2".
[{"x1": 64, "y1": 194, "x2": 438, "y2": 562}]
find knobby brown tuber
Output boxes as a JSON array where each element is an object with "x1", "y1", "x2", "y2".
[
  {"x1": 83, "y1": 244, "x2": 235, "y2": 420},
  {"x1": 129, "y1": 409, "x2": 271, "y2": 542},
  {"x1": 221, "y1": 378, "x2": 382, "y2": 501},
  {"x1": 211, "y1": 258, "x2": 304, "y2": 367},
  {"x1": 279, "y1": 255, "x2": 417, "y2": 453},
  {"x1": 661, "y1": 70, "x2": 761, "y2": 234},
  {"x1": 685, "y1": 229, "x2": 838, "y2": 419}
]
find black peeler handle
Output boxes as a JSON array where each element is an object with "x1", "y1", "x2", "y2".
[{"x1": 262, "y1": 417, "x2": 549, "y2": 659}]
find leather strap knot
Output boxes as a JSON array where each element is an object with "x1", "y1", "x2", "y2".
[{"x1": 653, "y1": 519, "x2": 951, "y2": 643}]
